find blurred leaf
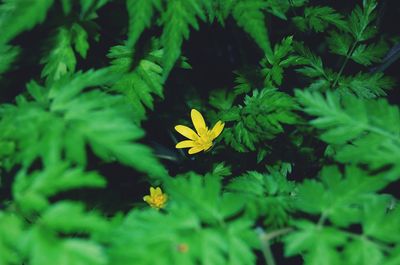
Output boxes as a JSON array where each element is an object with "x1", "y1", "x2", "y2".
[
  {"x1": 0, "y1": 0, "x2": 54, "y2": 44},
  {"x1": 0, "y1": 44, "x2": 19, "y2": 76}
]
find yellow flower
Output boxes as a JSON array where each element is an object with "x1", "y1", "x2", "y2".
[
  {"x1": 143, "y1": 187, "x2": 168, "y2": 209},
  {"x1": 175, "y1": 109, "x2": 225, "y2": 155}
]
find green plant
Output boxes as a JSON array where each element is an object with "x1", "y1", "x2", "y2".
[{"x1": 0, "y1": 0, "x2": 399, "y2": 265}]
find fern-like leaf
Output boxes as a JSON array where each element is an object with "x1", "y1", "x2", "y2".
[
  {"x1": 296, "y1": 90, "x2": 400, "y2": 176},
  {"x1": 232, "y1": 0, "x2": 272, "y2": 58},
  {"x1": 0, "y1": 0, "x2": 54, "y2": 44},
  {"x1": 160, "y1": 0, "x2": 207, "y2": 78},
  {"x1": 126, "y1": 0, "x2": 161, "y2": 48},
  {"x1": 223, "y1": 88, "x2": 298, "y2": 152}
]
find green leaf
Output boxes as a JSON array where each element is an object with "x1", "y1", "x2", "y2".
[
  {"x1": 126, "y1": 0, "x2": 161, "y2": 48},
  {"x1": 338, "y1": 72, "x2": 394, "y2": 98},
  {"x1": 362, "y1": 196, "x2": 400, "y2": 244},
  {"x1": 209, "y1": 89, "x2": 237, "y2": 111},
  {"x1": 224, "y1": 88, "x2": 298, "y2": 152},
  {"x1": 295, "y1": 166, "x2": 388, "y2": 226},
  {"x1": 12, "y1": 162, "x2": 106, "y2": 215},
  {"x1": 28, "y1": 202, "x2": 109, "y2": 265},
  {"x1": 41, "y1": 27, "x2": 77, "y2": 83},
  {"x1": 283, "y1": 220, "x2": 347, "y2": 259},
  {"x1": 226, "y1": 165, "x2": 295, "y2": 227},
  {"x1": 160, "y1": 0, "x2": 207, "y2": 78},
  {"x1": 0, "y1": 0, "x2": 54, "y2": 44},
  {"x1": 108, "y1": 44, "x2": 165, "y2": 123},
  {"x1": 0, "y1": 69, "x2": 167, "y2": 177},
  {"x1": 71, "y1": 23, "x2": 90, "y2": 58},
  {"x1": 0, "y1": 44, "x2": 19, "y2": 76},
  {"x1": 166, "y1": 172, "x2": 229, "y2": 224},
  {"x1": 344, "y1": 237, "x2": 384, "y2": 265},
  {"x1": 261, "y1": 36, "x2": 295, "y2": 86},
  {"x1": 79, "y1": 0, "x2": 109, "y2": 18},
  {"x1": 293, "y1": 42, "x2": 327, "y2": 79},
  {"x1": 384, "y1": 247, "x2": 400, "y2": 265},
  {"x1": 293, "y1": 6, "x2": 346, "y2": 32},
  {"x1": 41, "y1": 24, "x2": 91, "y2": 84},
  {"x1": 39, "y1": 202, "x2": 109, "y2": 234},
  {"x1": 109, "y1": 201, "x2": 256, "y2": 265},
  {"x1": 350, "y1": 40, "x2": 389, "y2": 66},
  {"x1": 233, "y1": 72, "x2": 253, "y2": 95},
  {"x1": 327, "y1": 30, "x2": 352, "y2": 56},
  {"x1": 232, "y1": 0, "x2": 272, "y2": 58},
  {"x1": 264, "y1": 0, "x2": 291, "y2": 20},
  {"x1": 296, "y1": 90, "x2": 400, "y2": 173},
  {"x1": 348, "y1": 0, "x2": 378, "y2": 41},
  {"x1": 0, "y1": 212, "x2": 23, "y2": 265}
]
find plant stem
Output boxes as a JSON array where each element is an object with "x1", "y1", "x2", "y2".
[
  {"x1": 257, "y1": 227, "x2": 293, "y2": 265},
  {"x1": 260, "y1": 240, "x2": 276, "y2": 265},
  {"x1": 332, "y1": 41, "x2": 358, "y2": 88},
  {"x1": 317, "y1": 212, "x2": 327, "y2": 227}
]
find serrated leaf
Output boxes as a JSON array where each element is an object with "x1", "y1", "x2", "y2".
[
  {"x1": 161, "y1": 0, "x2": 207, "y2": 78},
  {"x1": 351, "y1": 40, "x2": 389, "y2": 66},
  {"x1": 338, "y1": 72, "x2": 394, "y2": 98},
  {"x1": 344, "y1": 238, "x2": 383, "y2": 265},
  {"x1": 283, "y1": 220, "x2": 347, "y2": 257},
  {"x1": 0, "y1": 44, "x2": 19, "y2": 76},
  {"x1": 126, "y1": 0, "x2": 161, "y2": 48},
  {"x1": 296, "y1": 6, "x2": 346, "y2": 32},
  {"x1": 232, "y1": 0, "x2": 272, "y2": 58},
  {"x1": 0, "y1": 0, "x2": 54, "y2": 44}
]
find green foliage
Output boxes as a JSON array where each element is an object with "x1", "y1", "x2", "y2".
[
  {"x1": 293, "y1": 6, "x2": 346, "y2": 32},
  {"x1": 296, "y1": 90, "x2": 400, "y2": 178},
  {"x1": 0, "y1": 212, "x2": 23, "y2": 265},
  {"x1": 26, "y1": 201, "x2": 110, "y2": 265},
  {"x1": 108, "y1": 43, "x2": 190, "y2": 123},
  {"x1": 0, "y1": 69, "x2": 166, "y2": 177},
  {"x1": 41, "y1": 24, "x2": 90, "y2": 84},
  {"x1": 13, "y1": 162, "x2": 105, "y2": 215},
  {"x1": 283, "y1": 166, "x2": 398, "y2": 265},
  {"x1": 0, "y1": 0, "x2": 399, "y2": 265},
  {"x1": 293, "y1": 0, "x2": 393, "y2": 98},
  {"x1": 126, "y1": 0, "x2": 161, "y2": 48},
  {"x1": 109, "y1": 172, "x2": 258, "y2": 265},
  {"x1": 231, "y1": 0, "x2": 272, "y2": 58},
  {"x1": 222, "y1": 88, "x2": 298, "y2": 155},
  {"x1": 0, "y1": 44, "x2": 19, "y2": 76},
  {"x1": 160, "y1": 0, "x2": 208, "y2": 77},
  {"x1": 226, "y1": 163, "x2": 295, "y2": 228},
  {"x1": 0, "y1": 0, "x2": 53, "y2": 44},
  {"x1": 108, "y1": 44, "x2": 164, "y2": 123},
  {"x1": 261, "y1": 36, "x2": 297, "y2": 87}
]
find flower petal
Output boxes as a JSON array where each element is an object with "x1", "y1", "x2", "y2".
[
  {"x1": 143, "y1": 195, "x2": 151, "y2": 203},
  {"x1": 210, "y1": 121, "x2": 225, "y2": 140},
  {"x1": 176, "y1": 140, "x2": 196, "y2": 148},
  {"x1": 191, "y1": 109, "x2": 207, "y2": 134},
  {"x1": 175, "y1": 125, "x2": 199, "y2": 140},
  {"x1": 150, "y1": 187, "x2": 156, "y2": 196},
  {"x1": 188, "y1": 146, "x2": 204, "y2": 154},
  {"x1": 154, "y1": 187, "x2": 162, "y2": 196}
]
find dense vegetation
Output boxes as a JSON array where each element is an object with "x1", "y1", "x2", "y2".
[{"x1": 0, "y1": 0, "x2": 399, "y2": 264}]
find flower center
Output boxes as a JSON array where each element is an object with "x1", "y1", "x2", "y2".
[{"x1": 150, "y1": 195, "x2": 166, "y2": 208}]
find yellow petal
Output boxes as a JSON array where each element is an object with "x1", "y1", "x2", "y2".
[
  {"x1": 143, "y1": 195, "x2": 151, "y2": 203},
  {"x1": 175, "y1": 125, "x2": 199, "y2": 140},
  {"x1": 191, "y1": 109, "x2": 207, "y2": 134},
  {"x1": 176, "y1": 140, "x2": 196, "y2": 148},
  {"x1": 150, "y1": 187, "x2": 156, "y2": 196},
  {"x1": 210, "y1": 121, "x2": 225, "y2": 140},
  {"x1": 154, "y1": 187, "x2": 162, "y2": 196},
  {"x1": 188, "y1": 146, "x2": 204, "y2": 154}
]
